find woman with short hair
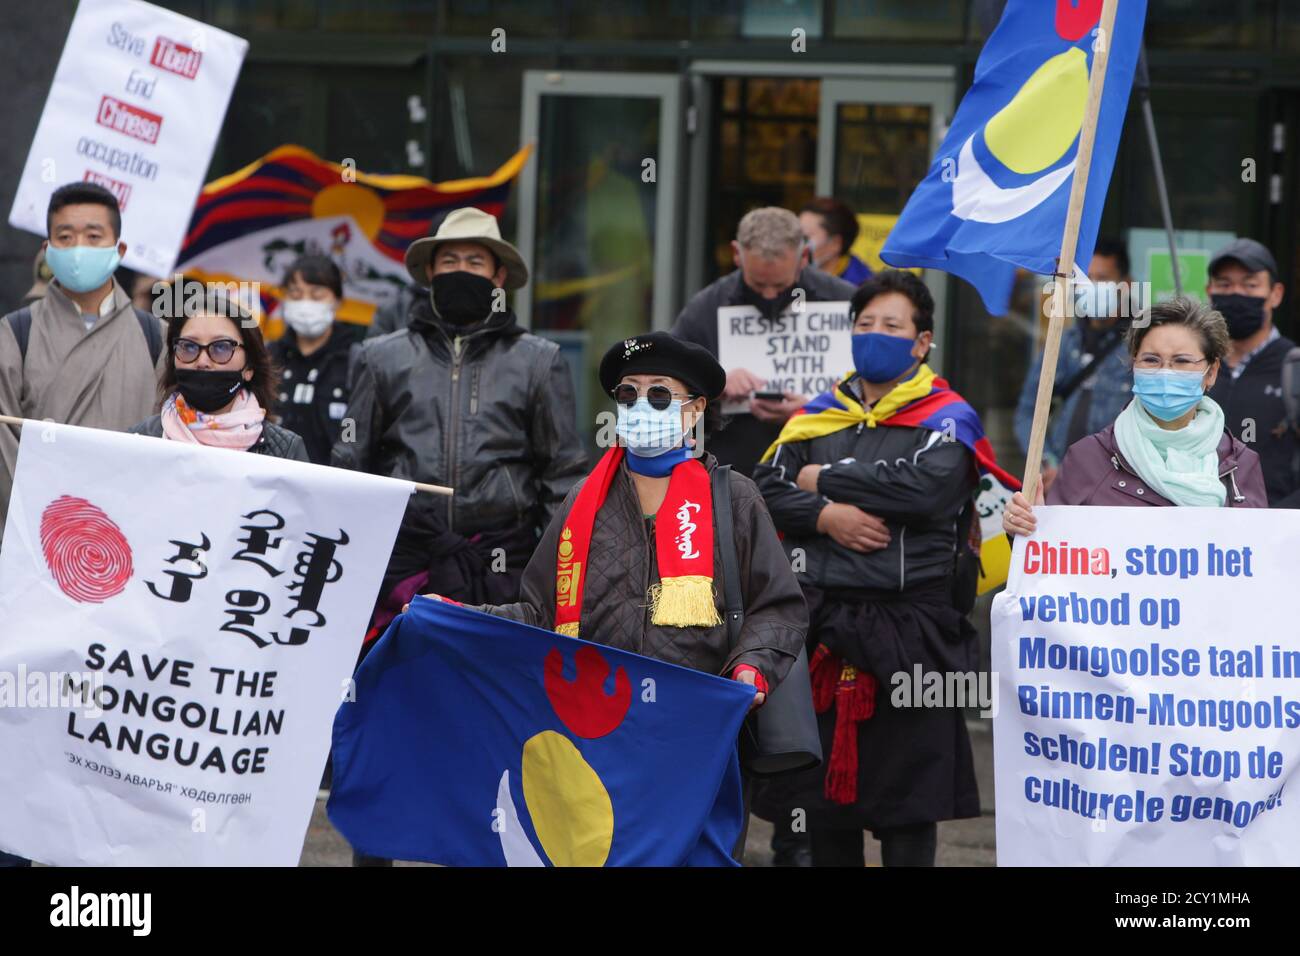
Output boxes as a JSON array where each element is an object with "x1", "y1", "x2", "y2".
[
  {"x1": 1004, "y1": 296, "x2": 1267, "y2": 537},
  {"x1": 270, "y1": 254, "x2": 364, "y2": 464}
]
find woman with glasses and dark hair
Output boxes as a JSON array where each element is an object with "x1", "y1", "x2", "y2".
[
  {"x1": 1004, "y1": 296, "x2": 1267, "y2": 535},
  {"x1": 127, "y1": 288, "x2": 309, "y2": 461}
]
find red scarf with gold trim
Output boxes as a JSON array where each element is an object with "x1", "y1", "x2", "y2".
[{"x1": 555, "y1": 448, "x2": 719, "y2": 636}]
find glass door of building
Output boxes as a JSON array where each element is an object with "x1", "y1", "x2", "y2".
[
  {"x1": 516, "y1": 71, "x2": 683, "y2": 444},
  {"x1": 815, "y1": 69, "x2": 955, "y2": 366}
]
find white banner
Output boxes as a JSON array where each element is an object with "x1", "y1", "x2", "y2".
[
  {"x1": 0, "y1": 422, "x2": 409, "y2": 865},
  {"x1": 716, "y1": 302, "x2": 852, "y2": 413},
  {"x1": 992, "y1": 506, "x2": 1300, "y2": 865},
  {"x1": 8, "y1": 0, "x2": 247, "y2": 276},
  {"x1": 178, "y1": 214, "x2": 412, "y2": 312}
]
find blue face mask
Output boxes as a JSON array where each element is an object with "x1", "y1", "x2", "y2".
[
  {"x1": 45, "y1": 244, "x2": 121, "y2": 294},
  {"x1": 616, "y1": 398, "x2": 685, "y2": 457},
  {"x1": 1131, "y1": 368, "x2": 1205, "y2": 421},
  {"x1": 851, "y1": 332, "x2": 918, "y2": 384}
]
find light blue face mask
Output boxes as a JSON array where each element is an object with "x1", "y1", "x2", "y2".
[
  {"x1": 1132, "y1": 368, "x2": 1205, "y2": 421},
  {"x1": 616, "y1": 398, "x2": 685, "y2": 457},
  {"x1": 44, "y1": 244, "x2": 121, "y2": 294}
]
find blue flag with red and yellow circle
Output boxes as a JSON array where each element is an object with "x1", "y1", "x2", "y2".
[
  {"x1": 881, "y1": 0, "x2": 1148, "y2": 314},
  {"x1": 328, "y1": 598, "x2": 754, "y2": 867}
]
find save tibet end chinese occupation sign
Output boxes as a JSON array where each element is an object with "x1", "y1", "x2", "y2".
[
  {"x1": 8, "y1": 0, "x2": 247, "y2": 276},
  {"x1": 0, "y1": 422, "x2": 411, "y2": 866}
]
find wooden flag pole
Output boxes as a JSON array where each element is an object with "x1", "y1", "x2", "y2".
[
  {"x1": 0, "y1": 414, "x2": 454, "y2": 496},
  {"x1": 1021, "y1": 0, "x2": 1123, "y2": 503}
]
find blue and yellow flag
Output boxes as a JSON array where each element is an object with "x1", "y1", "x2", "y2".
[
  {"x1": 328, "y1": 598, "x2": 754, "y2": 867},
  {"x1": 881, "y1": 0, "x2": 1148, "y2": 314}
]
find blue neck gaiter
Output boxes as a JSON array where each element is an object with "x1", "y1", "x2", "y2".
[{"x1": 625, "y1": 446, "x2": 690, "y2": 477}]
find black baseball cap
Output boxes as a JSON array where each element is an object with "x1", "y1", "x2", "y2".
[{"x1": 1209, "y1": 238, "x2": 1279, "y2": 283}]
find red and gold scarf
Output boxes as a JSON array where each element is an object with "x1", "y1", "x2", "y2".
[{"x1": 554, "y1": 448, "x2": 719, "y2": 637}]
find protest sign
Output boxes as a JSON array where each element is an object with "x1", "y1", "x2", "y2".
[
  {"x1": 8, "y1": 0, "x2": 247, "y2": 276},
  {"x1": 0, "y1": 422, "x2": 409, "y2": 865},
  {"x1": 993, "y1": 506, "x2": 1300, "y2": 865},
  {"x1": 716, "y1": 301, "x2": 853, "y2": 413}
]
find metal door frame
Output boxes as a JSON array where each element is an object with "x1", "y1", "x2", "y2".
[
  {"x1": 516, "y1": 70, "x2": 683, "y2": 331},
  {"x1": 816, "y1": 70, "x2": 955, "y2": 369}
]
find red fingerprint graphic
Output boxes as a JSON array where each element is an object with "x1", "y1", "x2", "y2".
[{"x1": 39, "y1": 496, "x2": 133, "y2": 603}]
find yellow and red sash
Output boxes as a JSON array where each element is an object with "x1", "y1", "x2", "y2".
[{"x1": 555, "y1": 448, "x2": 719, "y2": 637}]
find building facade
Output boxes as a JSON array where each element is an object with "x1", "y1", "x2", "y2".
[{"x1": 4, "y1": 0, "x2": 1299, "y2": 468}]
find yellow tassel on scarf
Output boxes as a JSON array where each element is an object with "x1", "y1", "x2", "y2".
[{"x1": 647, "y1": 576, "x2": 722, "y2": 628}]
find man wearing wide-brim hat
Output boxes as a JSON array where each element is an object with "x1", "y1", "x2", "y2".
[
  {"x1": 331, "y1": 201, "x2": 587, "y2": 656},
  {"x1": 366, "y1": 207, "x2": 530, "y2": 339}
]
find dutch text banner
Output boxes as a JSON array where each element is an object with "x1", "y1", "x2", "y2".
[{"x1": 993, "y1": 506, "x2": 1300, "y2": 865}]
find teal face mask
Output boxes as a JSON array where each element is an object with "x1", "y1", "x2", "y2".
[
  {"x1": 44, "y1": 244, "x2": 121, "y2": 293},
  {"x1": 1132, "y1": 368, "x2": 1205, "y2": 421}
]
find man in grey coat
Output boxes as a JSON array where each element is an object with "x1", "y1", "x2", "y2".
[
  {"x1": 671, "y1": 207, "x2": 856, "y2": 478},
  {"x1": 0, "y1": 182, "x2": 165, "y2": 537}
]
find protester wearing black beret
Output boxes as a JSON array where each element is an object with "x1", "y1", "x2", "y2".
[{"x1": 457, "y1": 332, "x2": 808, "y2": 866}]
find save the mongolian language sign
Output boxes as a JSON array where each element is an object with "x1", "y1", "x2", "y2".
[{"x1": 0, "y1": 422, "x2": 409, "y2": 865}]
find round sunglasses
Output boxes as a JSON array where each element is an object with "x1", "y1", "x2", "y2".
[{"x1": 612, "y1": 383, "x2": 697, "y2": 411}]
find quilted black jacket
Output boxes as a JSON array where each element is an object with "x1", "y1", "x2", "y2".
[
  {"x1": 128, "y1": 413, "x2": 310, "y2": 461},
  {"x1": 479, "y1": 453, "x2": 808, "y2": 689}
]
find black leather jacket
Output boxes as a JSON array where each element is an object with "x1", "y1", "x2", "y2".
[
  {"x1": 331, "y1": 298, "x2": 587, "y2": 535},
  {"x1": 753, "y1": 378, "x2": 975, "y2": 593}
]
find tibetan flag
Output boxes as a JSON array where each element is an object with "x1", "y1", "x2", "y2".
[
  {"x1": 174, "y1": 144, "x2": 530, "y2": 327},
  {"x1": 328, "y1": 598, "x2": 754, "y2": 867},
  {"x1": 881, "y1": 0, "x2": 1148, "y2": 314},
  {"x1": 764, "y1": 367, "x2": 1020, "y2": 594}
]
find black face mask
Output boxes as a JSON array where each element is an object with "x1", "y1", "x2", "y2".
[
  {"x1": 739, "y1": 280, "x2": 797, "y2": 321},
  {"x1": 1211, "y1": 293, "x2": 1268, "y2": 340},
  {"x1": 431, "y1": 271, "x2": 498, "y2": 327},
  {"x1": 175, "y1": 368, "x2": 245, "y2": 413}
]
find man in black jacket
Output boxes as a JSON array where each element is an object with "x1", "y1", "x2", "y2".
[
  {"x1": 671, "y1": 207, "x2": 855, "y2": 478},
  {"x1": 753, "y1": 271, "x2": 982, "y2": 867},
  {"x1": 1204, "y1": 239, "x2": 1297, "y2": 505},
  {"x1": 332, "y1": 208, "x2": 587, "y2": 607}
]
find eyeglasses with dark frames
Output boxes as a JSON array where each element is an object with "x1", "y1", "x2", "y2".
[{"x1": 173, "y1": 338, "x2": 243, "y2": 365}]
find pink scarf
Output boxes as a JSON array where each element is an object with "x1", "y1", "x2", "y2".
[{"x1": 160, "y1": 390, "x2": 265, "y2": 451}]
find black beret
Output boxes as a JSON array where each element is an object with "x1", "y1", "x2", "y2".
[{"x1": 598, "y1": 332, "x2": 726, "y2": 401}]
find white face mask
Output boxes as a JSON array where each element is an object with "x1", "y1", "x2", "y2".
[
  {"x1": 282, "y1": 298, "x2": 335, "y2": 337},
  {"x1": 616, "y1": 398, "x2": 685, "y2": 457}
]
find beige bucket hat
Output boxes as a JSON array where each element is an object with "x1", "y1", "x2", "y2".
[{"x1": 403, "y1": 207, "x2": 529, "y2": 290}]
